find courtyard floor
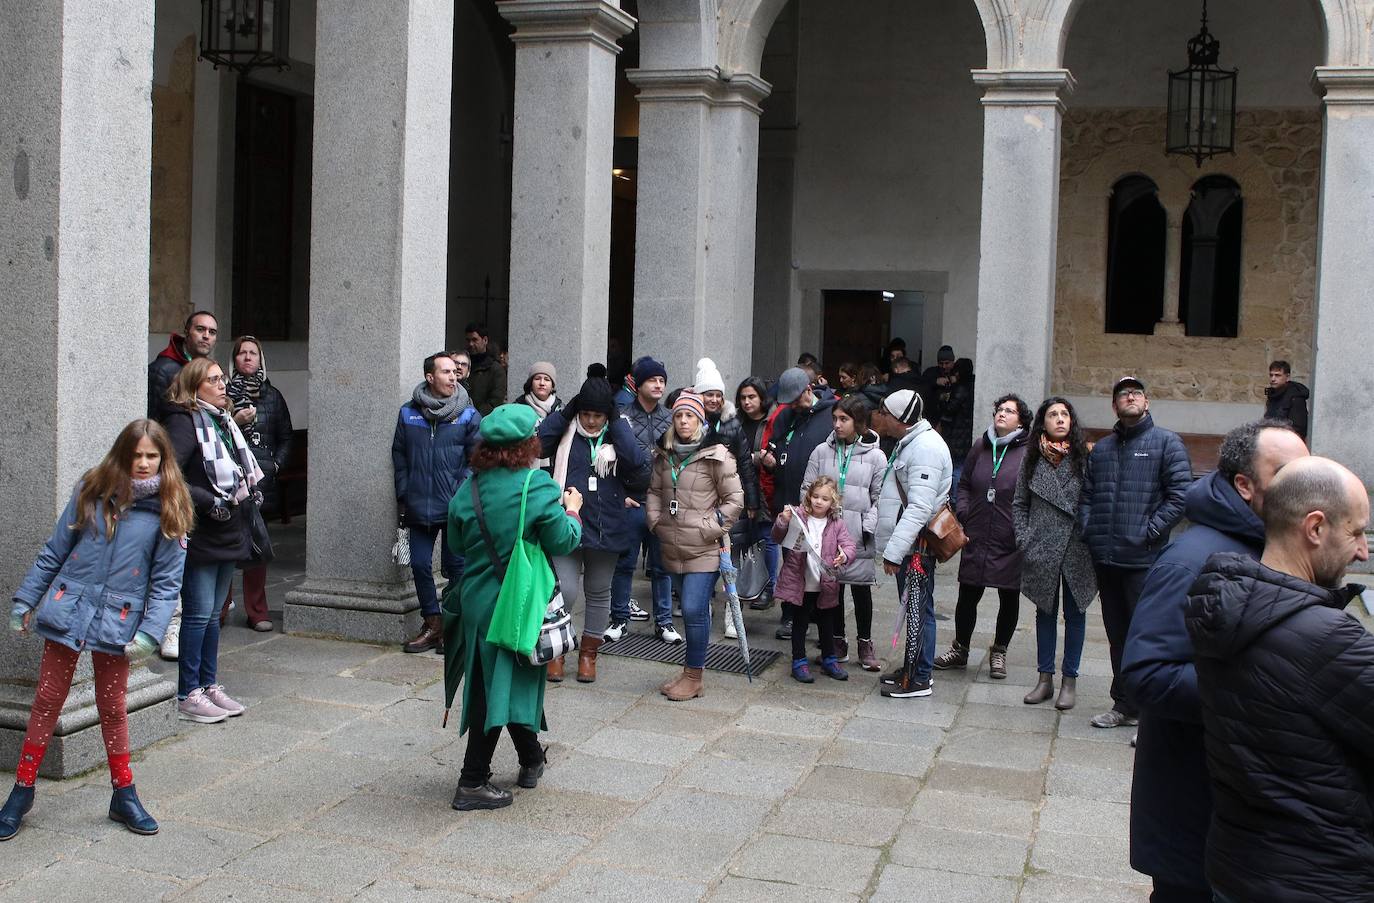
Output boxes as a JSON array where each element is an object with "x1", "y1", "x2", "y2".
[{"x1": 0, "y1": 520, "x2": 1154, "y2": 901}]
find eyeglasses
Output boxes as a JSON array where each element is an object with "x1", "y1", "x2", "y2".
[
  {"x1": 1114, "y1": 389, "x2": 1145, "y2": 400},
  {"x1": 202, "y1": 374, "x2": 227, "y2": 385},
  {"x1": 995, "y1": 406, "x2": 1019, "y2": 416}
]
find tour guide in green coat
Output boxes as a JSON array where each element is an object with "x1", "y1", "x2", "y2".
[{"x1": 445, "y1": 404, "x2": 584, "y2": 811}]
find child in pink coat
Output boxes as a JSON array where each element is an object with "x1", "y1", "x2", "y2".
[{"x1": 772, "y1": 477, "x2": 857, "y2": 682}]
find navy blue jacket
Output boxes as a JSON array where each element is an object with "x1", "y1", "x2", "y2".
[
  {"x1": 392, "y1": 402, "x2": 481, "y2": 526},
  {"x1": 766, "y1": 396, "x2": 838, "y2": 512},
  {"x1": 618, "y1": 398, "x2": 670, "y2": 504},
  {"x1": 12, "y1": 489, "x2": 186, "y2": 653},
  {"x1": 538, "y1": 410, "x2": 649, "y2": 553},
  {"x1": 1121, "y1": 471, "x2": 1264, "y2": 889},
  {"x1": 1079, "y1": 413, "x2": 1192, "y2": 569}
]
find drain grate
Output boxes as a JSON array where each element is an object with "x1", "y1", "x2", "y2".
[{"x1": 599, "y1": 631, "x2": 781, "y2": 676}]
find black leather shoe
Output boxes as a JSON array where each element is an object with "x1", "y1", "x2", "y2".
[
  {"x1": 749, "y1": 587, "x2": 775, "y2": 611},
  {"x1": 108, "y1": 785, "x2": 158, "y2": 835},
  {"x1": 517, "y1": 746, "x2": 548, "y2": 789},
  {"x1": 452, "y1": 781, "x2": 513, "y2": 811},
  {"x1": 0, "y1": 784, "x2": 34, "y2": 842}
]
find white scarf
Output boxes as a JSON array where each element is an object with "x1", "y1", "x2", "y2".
[
  {"x1": 524, "y1": 392, "x2": 557, "y2": 420},
  {"x1": 553, "y1": 417, "x2": 618, "y2": 489}
]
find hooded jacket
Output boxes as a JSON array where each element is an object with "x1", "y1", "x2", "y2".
[
  {"x1": 801, "y1": 430, "x2": 885, "y2": 584},
  {"x1": 705, "y1": 401, "x2": 761, "y2": 514},
  {"x1": 875, "y1": 420, "x2": 953, "y2": 565},
  {"x1": 1186, "y1": 553, "x2": 1374, "y2": 903},
  {"x1": 1120, "y1": 472, "x2": 1266, "y2": 889},
  {"x1": 147, "y1": 334, "x2": 191, "y2": 420},
  {"x1": 766, "y1": 395, "x2": 838, "y2": 513},
  {"x1": 1263, "y1": 381, "x2": 1309, "y2": 439},
  {"x1": 955, "y1": 428, "x2": 1029, "y2": 589}
]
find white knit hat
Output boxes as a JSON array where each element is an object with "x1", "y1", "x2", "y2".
[{"x1": 693, "y1": 357, "x2": 726, "y2": 395}]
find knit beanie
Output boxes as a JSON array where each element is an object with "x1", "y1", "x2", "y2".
[
  {"x1": 693, "y1": 358, "x2": 726, "y2": 395},
  {"x1": 672, "y1": 391, "x2": 707, "y2": 424},
  {"x1": 528, "y1": 361, "x2": 557, "y2": 384},
  {"x1": 883, "y1": 389, "x2": 923, "y2": 426},
  {"x1": 632, "y1": 356, "x2": 668, "y2": 387},
  {"x1": 572, "y1": 377, "x2": 616, "y2": 417},
  {"x1": 937, "y1": 345, "x2": 955, "y2": 363}
]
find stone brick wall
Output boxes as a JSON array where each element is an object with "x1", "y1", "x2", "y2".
[{"x1": 1053, "y1": 108, "x2": 1320, "y2": 405}]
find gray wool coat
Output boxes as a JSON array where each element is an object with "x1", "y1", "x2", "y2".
[
  {"x1": 801, "y1": 430, "x2": 885, "y2": 585},
  {"x1": 1013, "y1": 454, "x2": 1097, "y2": 614}
]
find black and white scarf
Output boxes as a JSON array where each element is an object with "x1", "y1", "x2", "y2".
[{"x1": 194, "y1": 401, "x2": 262, "y2": 503}]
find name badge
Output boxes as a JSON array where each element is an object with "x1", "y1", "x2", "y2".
[
  {"x1": 986, "y1": 487, "x2": 996, "y2": 503},
  {"x1": 587, "y1": 476, "x2": 598, "y2": 492},
  {"x1": 669, "y1": 499, "x2": 679, "y2": 517},
  {"x1": 779, "y1": 452, "x2": 788, "y2": 466}
]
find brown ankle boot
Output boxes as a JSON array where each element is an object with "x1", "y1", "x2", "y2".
[
  {"x1": 546, "y1": 655, "x2": 565, "y2": 682},
  {"x1": 665, "y1": 667, "x2": 704, "y2": 702},
  {"x1": 1055, "y1": 676, "x2": 1077, "y2": 710},
  {"x1": 403, "y1": 614, "x2": 444, "y2": 654},
  {"x1": 577, "y1": 635, "x2": 602, "y2": 683},
  {"x1": 933, "y1": 640, "x2": 969, "y2": 670},
  {"x1": 988, "y1": 645, "x2": 1008, "y2": 680},
  {"x1": 659, "y1": 671, "x2": 684, "y2": 695},
  {"x1": 1023, "y1": 673, "x2": 1054, "y2": 704}
]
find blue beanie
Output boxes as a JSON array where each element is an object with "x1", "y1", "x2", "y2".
[{"x1": 632, "y1": 356, "x2": 667, "y2": 386}]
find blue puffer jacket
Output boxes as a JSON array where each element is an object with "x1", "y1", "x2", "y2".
[
  {"x1": 1121, "y1": 471, "x2": 1265, "y2": 890},
  {"x1": 12, "y1": 489, "x2": 186, "y2": 654},
  {"x1": 391, "y1": 402, "x2": 482, "y2": 526},
  {"x1": 538, "y1": 409, "x2": 650, "y2": 553},
  {"x1": 1078, "y1": 413, "x2": 1192, "y2": 569}
]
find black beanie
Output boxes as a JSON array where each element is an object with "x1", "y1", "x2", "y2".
[{"x1": 573, "y1": 377, "x2": 616, "y2": 416}]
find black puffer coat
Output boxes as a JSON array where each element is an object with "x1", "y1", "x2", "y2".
[
  {"x1": 238, "y1": 381, "x2": 293, "y2": 516},
  {"x1": 706, "y1": 404, "x2": 761, "y2": 514},
  {"x1": 1263, "y1": 381, "x2": 1309, "y2": 439},
  {"x1": 1079, "y1": 413, "x2": 1192, "y2": 569},
  {"x1": 767, "y1": 396, "x2": 838, "y2": 512},
  {"x1": 162, "y1": 409, "x2": 251, "y2": 566},
  {"x1": 1186, "y1": 553, "x2": 1374, "y2": 903}
]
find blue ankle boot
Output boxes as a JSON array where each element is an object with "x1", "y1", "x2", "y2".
[
  {"x1": 109, "y1": 785, "x2": 158, "y2": 835},
  {"x1": 820, "y1": 655, "x2": 849, "y2": 681},
  {"x1": 791, "y1": 658, "x2": 814, "y2": 683},
  {"x1": 0, "y1": 784, "x2": 34, "y2": 841}
]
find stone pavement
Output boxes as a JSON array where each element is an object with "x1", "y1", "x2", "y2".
[{"x1": 0, "y1": 533, "x2": 1151, "y2": 901}]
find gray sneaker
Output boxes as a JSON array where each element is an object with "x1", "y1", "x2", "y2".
[
  {"x1": 204, "y1": 685, "x2": 244, "y2": 716},
  {"x1": 1090, "y1": 709, "x2": 1138, "y2": 729},
  {"x1": 178, "y1": 689, "x2": 229, "y2": 724}
]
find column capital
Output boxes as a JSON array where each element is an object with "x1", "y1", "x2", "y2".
[
  {"x1": 628, "y1": 66, "x2": 772, "y2": 114},
  {"x1": 499, "y1": 0, "x2": 636, "y2": 54},
  {"x1": 971, "y1": 69, "x2": 1076, "y2": 109},
  {"x1": 1312, "y1": 66, "x2": 1374, "y2": 104}
]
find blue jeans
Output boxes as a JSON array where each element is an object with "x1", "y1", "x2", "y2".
[
  {"x1": 612, "y1": 504, "x2": 671, "y2": 626},
  {"x1": 897, "y1": 554, "x2": 938, "y2": 682},
  {"x1": 677, "y1": 571, "x2": 716, "y2": 669},
  {"x1": 409, "y1": 524, "x2": 464, "y2": 618},
  {"x1": 1035, "y1": 578, "x2": 1086, "y2": 677},
  {"x1": 179, "y1": 561, "x2": 235, "y2": 699}
]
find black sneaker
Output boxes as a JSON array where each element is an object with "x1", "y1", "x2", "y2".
[
  {"x1": 451, "y1": 782, "x2": 513, "y2": 811},
  {"x1": 627, "y1": 600, "x2": 651, "y2": 622},
  {"x1": 880, "y1": 667, "x2": 904, "y2": 686},
  {"x1": 881, "y1": 675, "x2": 933, "y2": 698},
  {"x1": 775, "y1": 622, "x2": 792, "y2": 640}
]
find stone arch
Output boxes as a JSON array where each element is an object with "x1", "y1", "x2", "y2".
[
  {"x1": 1316, "y1": 0, "x2": 1374, "y2": 66},
  {"x1": 718, "y1": 0, "x2": 791, "y2": 76}
]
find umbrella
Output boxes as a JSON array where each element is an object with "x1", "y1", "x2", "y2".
[
  {"x1": 889, "y1": 556, "x2": 929, "y2": 676},
  {"x1": 718, "y1": 540, "x2": 753, "y2": 682},
  {"x1": 440, "y1": 580, "x2": 465, "y2": 728}
]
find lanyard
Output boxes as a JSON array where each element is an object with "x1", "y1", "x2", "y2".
[
  {"x1": 670, "y1": 453, "x2": 695, "y2": 486},
  {"x1": 587, "y1": 427, "x2": 606, "y2": 458},
  {"x1": 990, "y1": 440, "x2": 1011, "y2": 480},
  {"x1": 835, "y1": 440, "x2": 856, "y2": 494}
]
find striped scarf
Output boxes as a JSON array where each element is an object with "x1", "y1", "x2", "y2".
[{"x1": 194, "y1": 401, "x2": 263, "y2": 503}]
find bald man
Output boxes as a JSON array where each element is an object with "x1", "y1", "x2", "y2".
[{"x1": 1185, "y1": 458, "x2": 1371, "y2": 903}]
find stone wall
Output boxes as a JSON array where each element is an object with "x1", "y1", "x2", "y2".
[
  {"x1": 149, "y1": 35, "x2": 196, "y2": 334},
  {"x1": 1053, "y1": 108, "x2": 1320, "y2": 405}
]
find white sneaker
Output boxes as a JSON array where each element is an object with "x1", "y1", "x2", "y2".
[
  {"x1": 723, "y1": 619, "x2": 738, "y2": 640},
  {"x1": 603, "y1": 620, "x2": 627, "y2": 642},
  {"x1": 627, "y1": 600, "x2": 651, "y2": 622},
  {"x1": 656, "y1": 624, "x2": 684, "y2": 645},
  {"x1": 160, "y1": 610, "x2": 181, "y2": 661}
]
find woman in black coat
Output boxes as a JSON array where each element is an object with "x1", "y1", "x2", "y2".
[
  {"x1": 226, "y1": 337, "x2": 293, "y2": 632},
  {"x1": 937, "y1": 394, "x2": 1029, "y2": 680}
]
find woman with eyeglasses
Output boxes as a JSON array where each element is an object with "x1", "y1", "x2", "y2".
[{"x1": 161, "y1": 359, "x2": 260, "y2": 724}]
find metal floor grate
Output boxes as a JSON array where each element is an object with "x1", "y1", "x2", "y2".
[{"x1": 599, "y1": 631, "x2": 781, "y2": 676}]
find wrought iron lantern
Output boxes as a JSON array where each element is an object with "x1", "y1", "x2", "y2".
[
  {"x1": 199, "y1": 0, "x2": 291, "y2": 73},
  {"x1": 1166, "y1": 0, "x2": 1237, "y2": 168}
]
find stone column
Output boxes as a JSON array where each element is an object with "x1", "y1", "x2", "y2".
[
  {"x1": 1311, "y1": 67, "x2": 1374, "y2": 501},
  {"x1": 970, "y1": 70, "x2": 1074, "y2": 419},
  {"x1": 0, "y1": 0, "x2": 174, "y2": 777},
  {"x1": 283, "y1": 0, "x2": 454, "y2": 642},
  {"x1": 629, "y1": 67, "x2": 770, "y2": 387},
  {"x1": 1156, "y1": 205, "x2": 1185, "y2": 336},
  {"x1": 500, "y1": 0, "x2": 635, "y2": 399}
]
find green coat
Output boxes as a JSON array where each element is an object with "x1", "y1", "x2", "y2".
[{"x1": 447, "y1": 466, "x2": 581, "y2": 735}]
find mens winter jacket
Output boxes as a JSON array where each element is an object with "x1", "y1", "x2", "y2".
[
  {"x1": 1079, "y1": 413, "x2": 1193, "y2": 569},
  {"x1": 1186, "y1": 553, "x2": 1374, "y2": 903},
  {"x1": 13, "y1": 489, "x2": 185, "y2": 653},
  {"x1": 956, "y1": 430, "x2": 1028, "y2": 590},
  {"x1": 619, "y1": 398, "x2": 671, "y2": 503},
  {"x1": 705, "y1": 404, "x2": 761, "y2": 514},
  {"x1": 1013, "y1": 453, "x2": 1096, "y2": 614},
  {"x1": 766, "y1": 396, "x2": 838, "y2": 513},
  {"x1": 537, "y1": 409, "x2": 649, "y2": 554},
  {"x1": 1120, "y1": 472, "x2": 1265, "y2": 891},
  {"x1": 801, "y1": 431, "x2": 885, "y2": 585},
  {"x1": 875, "y1": 420, "x2": 953, "y2": 566},
  {"x1": 147, "y1": 334, "x2": 191, "y2": 420},
  {"x1": 1263, "y1": 381, "x2": 1309, "y2": 439},
  {"x1": 771, "y1": 510, "x2": 857, "y2": 610},
  {"x1": 646, "y1": 443, "x2": 743, "y2": 574},
  {"x1": 163, "y1": 409, "x2": 252, "y2": 565},
  {"x1": 391, "y1": 401, "x2": 482, "y2": 527},
  {"x1": 466, "y1": 353, "x2": 506, "y2": 416}
]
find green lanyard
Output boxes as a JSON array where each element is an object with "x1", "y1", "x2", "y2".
[
  {"x1": 990, "y1": 440, "x2": 1011, "y2": 480},
  {"x1": 587, "y1": 427, "x2": 606, "y2": 458},
  {"x1": 670, "y1": 453, "x2": 696, "y2": 486},
  {"x1": 835, "y1": 440, "x2": 856, "y2": 495}
]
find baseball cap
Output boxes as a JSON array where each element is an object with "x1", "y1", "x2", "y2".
[
  {"x1": 776, "y1": 367, "x2": 811, "y2": 405},
  {"x1": 1112, "y1": 376, "x2": 1146, "y2": 396}
]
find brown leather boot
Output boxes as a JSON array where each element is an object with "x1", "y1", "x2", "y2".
[
  {"x1": 546, "y1": 655, "x2": 565, "y2": 683},
  {"x1": 403, "y1": 614, "x2": 444, "y2": 654},
  {"x1": 664, "y1": 667, "x2": 704, "y2": 701},
  {"x1": 1023, "y1": 672, "x2": 1054, "y2": 704},
  {"x1": 1055, "y1": 676, "x2": 1077, "y2": 710},
  {"x1": 659, "y1": 671, "x2": 684, "y2": 695},
  {"x1": 577, "y1": 635, "x2": 602, "y2": 683},
  {"x1": 988, "y1": 644, "x2": 1008, "y2": 680}
]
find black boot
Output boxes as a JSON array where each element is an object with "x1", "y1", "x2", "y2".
[
  {"x1": 452, "y1": 780, "x2": 513, "y2": 811},
  {"x1": 0, "y1": 784, "x2": 34, "y2": 842},
  {"x1": 108, "y1": 785, "x2": 158, "y2": 835},
  {"x1": 517, "y1": 746, "x2": 548, "y2": 789}
]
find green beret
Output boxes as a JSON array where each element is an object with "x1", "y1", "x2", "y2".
[{"x1": 478, "y1": 404, "x2": 538, "y2": 445}]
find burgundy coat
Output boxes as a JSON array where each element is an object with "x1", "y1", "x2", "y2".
[
  {"x1": 955, "y1": 430, "x2": 1029, "y2": 590},
  {"x1": 771, "y1": 509, "x2": 857, "y2": 610}
]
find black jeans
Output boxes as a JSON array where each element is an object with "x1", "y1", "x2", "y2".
[
  {"x1": 791, "y1": 592, "x2": 836, "y2": 662},
  {"x1": 1095, "y1": 563, "x2": 1147, "y2": 716},
  {"x1": 834, "y1": 585, "x2": 874, "y2": 641},
  {"x1": 953, "y1": 583, "x2": 1020, "y2": 649},
  {"x1": 460, "y1": 649, "x2": 543, "y2": 786}
]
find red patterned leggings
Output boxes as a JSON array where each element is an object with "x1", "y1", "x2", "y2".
[{"x1": 16, "y1": 640, "x2": 131, "y2": 788}]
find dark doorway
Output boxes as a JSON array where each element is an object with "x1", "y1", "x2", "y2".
[
  {"x1": 232, "y1": 83, "x2": 296, "y2": 340},
  {"x1": 1104, "y1": 175, "x2": 1167, "y2": 334},
  {"x1": 822, "y1": 290, "x2": 890, "y2": 384},
  {"x1": 1180, "y1": 175, "x2": 1244, "y2": 338}
]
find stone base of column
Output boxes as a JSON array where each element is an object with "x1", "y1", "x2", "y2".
[
  {"x1": 284, "y1": 579, "x2": 425, "y2": 645},
  {"x1": 1152, "y1": 321, "x2": 1186, "y2": 337},
  {"x1": 0, "y1": 667, "x2": 176, "y2": 781}
]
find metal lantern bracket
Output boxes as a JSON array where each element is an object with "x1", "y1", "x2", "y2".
[
  {"x1": 199, "y1": 0, "x2": 292, "y2": 74},
  {"x1": 1166, "y1": 0, "x2": 1238, "y2": 168}
]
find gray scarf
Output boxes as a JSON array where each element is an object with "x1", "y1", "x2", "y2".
[
  {"x1": 671, "y1": 437, "x2": 704, "y2": 458},
  {"x1": 987, "y1": 426, "x2": 1025, "y2": 448},
  {"x1": 132, "y1": 474, "x2": 161, "y2": 501},
  {"x1": 411, "y1": 381, "x2": 472, "y2": 423}
]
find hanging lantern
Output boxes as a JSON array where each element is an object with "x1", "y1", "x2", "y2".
[
  {"x1": 199, "y1": 0, "x2": 291, "y2": 73},
  {"x1": 1166, "y1": 0, "x2": 1237, "y2": 168}
]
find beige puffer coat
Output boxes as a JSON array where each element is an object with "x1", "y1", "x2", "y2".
[{"x1": 646, "y1": 442, "x2": 744, "y2": 574}]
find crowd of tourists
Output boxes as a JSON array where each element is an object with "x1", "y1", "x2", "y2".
[{"x1": 2, "y1": 310, "x2": 1369, "y2": 903}]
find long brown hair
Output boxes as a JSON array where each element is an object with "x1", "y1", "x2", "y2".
[
  {"x1": 74, "y1": 420, "x2": 195, "y2": 540},
  {"x1": 167, "y1": 357, "x2": 222, "y2": 411}
]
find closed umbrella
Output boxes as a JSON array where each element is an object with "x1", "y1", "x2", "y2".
[
  {"x1": 440, "y1": 580, "x2": 465, "y2": 727},
  {"x1": 718, "y1": 542, "x2": 753, "y2": 682}
]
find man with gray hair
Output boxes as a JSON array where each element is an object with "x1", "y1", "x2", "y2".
[{"x1": 1186, "y1": 457, "x2": 1371, "y2": 903}]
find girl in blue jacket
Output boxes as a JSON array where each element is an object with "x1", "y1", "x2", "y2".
[{"x1": 1, "y1": 420, "x2": 192, "y2": 841}]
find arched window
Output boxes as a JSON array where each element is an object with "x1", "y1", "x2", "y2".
[
  {"x1": 1179, "y1": 175, "x2": 1243, "y2": 338},
  {"x1": 1104, "y1": 175, "x2": 1167, "y2": 334}
]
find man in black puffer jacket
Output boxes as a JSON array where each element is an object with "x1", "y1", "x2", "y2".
[
  {"x1": 1185, "y1": 456, "x2": 1371, "y2": 903},
  {"x1": 1079, "y1": 377, "x2": 1192, "y2": 730},
  {"x1": 1121, "y1": 420, "x2": 1308, "y2": 902},
  {"x1": 1262, "y1": 359, "x2": 1309, "y2": 440}
]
